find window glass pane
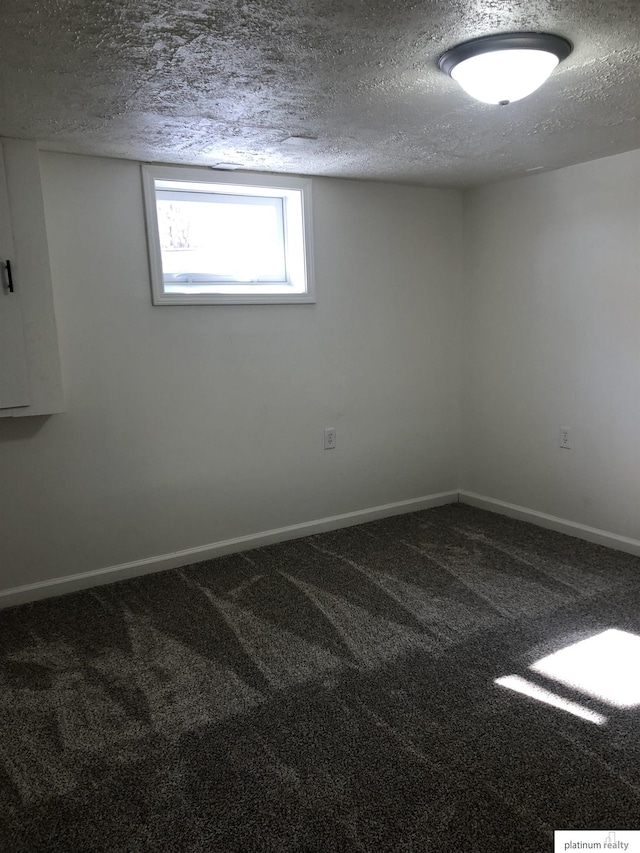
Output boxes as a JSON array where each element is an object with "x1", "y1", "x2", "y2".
[
  {"x1": 142, "y1": 165, "x2": 314, "y2": 304},
  {"x1": 156, "y1": 193, "x2": 286, "y2": 283}
]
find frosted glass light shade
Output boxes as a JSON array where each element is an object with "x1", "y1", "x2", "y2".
[
  {"x1": 439, "y1": 33, "x2": 572, "y2": 106},
  {"x1": 451, "y1": 49, "x2": 559, "y2": 104}
]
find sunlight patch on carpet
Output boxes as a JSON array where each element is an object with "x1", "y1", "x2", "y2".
[
  {"x1": 495, "y1": 675, "x2": 607, "y2": 725},
  {"x1": 531, "y1": 629, "x2": 640, "y2": 709}
]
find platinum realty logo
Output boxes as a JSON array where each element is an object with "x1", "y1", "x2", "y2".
[{"x1": 555, "y1": 831, "x2": 640, "y2": 851}]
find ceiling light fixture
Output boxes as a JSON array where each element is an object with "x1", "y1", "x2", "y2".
[{"x1": 439, "y1": 32, "x2": 572, "y2": 105}]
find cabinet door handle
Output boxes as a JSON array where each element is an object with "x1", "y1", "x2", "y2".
[{"x1": 5, "y1": 259, "x2": 14, "y2": 292}]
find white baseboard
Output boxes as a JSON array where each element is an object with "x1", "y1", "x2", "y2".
[
  {"x1": 0, "y1": 490, "x2": 458, "y2": 609},
  {"x1": 459, "y1": 491, "x2": 640, "y2": 558},
  {"x1": 6, "y1": 489, "x2": 637, "y2": 610}
]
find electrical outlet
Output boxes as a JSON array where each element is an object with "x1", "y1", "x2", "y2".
[
  {"x1": 324, "y1": 427, "x2": 336, "y2": 450},
  {"x1": 560, "y1": 427, "x2": 572, "y2": 450}
]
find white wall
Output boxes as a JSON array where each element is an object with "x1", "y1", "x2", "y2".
[
  {"x1": 0, "y1": 152, "x2": 463, "y2": 593},
  {"x1": 462, "y1": 149, "x2": 640, "y2": 540},
  {"x1": 7, "y1": 145, "x2": 637, "y2": 600}
]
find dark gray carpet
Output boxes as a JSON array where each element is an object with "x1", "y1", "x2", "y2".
[{"x1": 2, "y1": 503, "x2": 640, "y2": 852}]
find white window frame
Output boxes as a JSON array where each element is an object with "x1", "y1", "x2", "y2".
[{"x1": 141, "y1": 165, "x2": 315, "y2": 305}]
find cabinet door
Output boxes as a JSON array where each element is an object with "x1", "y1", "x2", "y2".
[{"x1": 0, "y1": 142, "x2": 30, "y2": 409}]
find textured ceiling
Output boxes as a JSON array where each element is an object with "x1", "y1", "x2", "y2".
[{"x1": 1, "y1": 0, "x2": 639, "y2": 187}]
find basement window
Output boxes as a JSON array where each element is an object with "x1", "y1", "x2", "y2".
[{"x1": 141, "y1": 165, "x2": 315, "y2": 305}]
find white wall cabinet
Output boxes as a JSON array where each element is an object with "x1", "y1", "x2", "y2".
[
  {"x1": 0, "y1": 139, "x2": 63, "y2": 417},
  {"x1": 0, "y1": 145, "x2": 30, "y2": 409}
]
